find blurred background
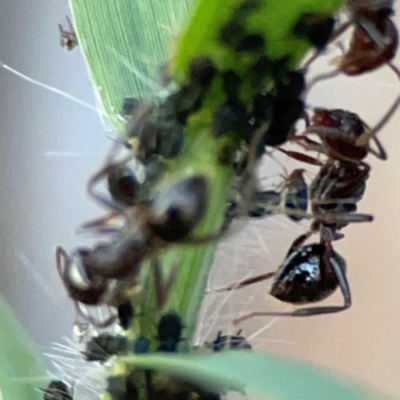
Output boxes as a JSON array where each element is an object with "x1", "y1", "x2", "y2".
[{"x1": 1, "y1": 0, "x2": 400, "y2": 398}]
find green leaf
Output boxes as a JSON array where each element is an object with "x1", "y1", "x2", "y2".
[
  {"x1": 122, "y1": 350, "x2": 392, "y2": 400},
  {"x1": 69, "y1": 0, "x2": 195, "y2": 132},
  {"x1": 0, "y1": 294, "x2": 47, "y2": 400}
]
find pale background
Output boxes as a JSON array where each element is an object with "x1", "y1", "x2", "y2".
[{"x1": 1, "y1": 0, "x2": 400, "y2": 398}]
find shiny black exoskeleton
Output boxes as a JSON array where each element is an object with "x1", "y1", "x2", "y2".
[{"x1": 271, "y1": 243, "x2": 344, "y2": 304}]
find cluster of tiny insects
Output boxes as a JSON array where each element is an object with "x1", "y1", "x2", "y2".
[{"x1": 48, "y1": 0, "x2": 399, "y2": 399}]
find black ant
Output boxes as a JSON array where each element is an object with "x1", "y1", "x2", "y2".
[
  {"x1": 58, "y1": 16, "x2": 78, "y2": 51},
  {"x1": 42, "y1": 380, "x2": 72, "y2": 400}
]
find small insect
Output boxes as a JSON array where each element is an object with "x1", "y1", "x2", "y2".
[
  {"x1": 58, "y1": 16, "x2": 78, "y2": 51},
  {"x1": 157, "y1": 312, "x2": 184, "y2": 352},
  {"x1": 84, "y1": 333, "x2": 129, "y2": 362},
  {"x1": 42, "y1": 380, "x2": 72, "y2": 400},
  {"x1": 294, "y1": 12, "x2": 336, "y2": 51},
  {"x1": 107, "y1": 375, "x2": 139, "y2": 400},
  {"x1": 117, "y1": 300, "x2": 135, "y2": 330},
  {"x1": 207, "y1": 330, "x2": 252, "y2": 351}
]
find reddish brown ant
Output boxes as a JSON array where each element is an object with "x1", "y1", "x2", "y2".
[
  {"x1": 58, "y1": 16, "x2": 78, "y2": 51},
  {"x1": 339, "y1": 0, "x2": 398, "y2": 75},
  {"x1": 282, "y1": 108, "x2": 387, "y2": 163}
]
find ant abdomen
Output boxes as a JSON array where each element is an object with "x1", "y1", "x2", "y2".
[
  {"x1": 56, "y1": 247, "x2": 107, "y2": 305},
  {"x1": 270, "y1": 243, "x2": 345, "y2": 304}
]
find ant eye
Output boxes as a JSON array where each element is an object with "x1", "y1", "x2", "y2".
[
  {"x1": 270, "y1": 244, "x2": 346, "y2": 304},
  {"x1": 150, "y1": 175, "x2": 208, "y2": 242}
]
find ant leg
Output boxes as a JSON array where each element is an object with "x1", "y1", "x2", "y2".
[
  {"x1": 213, "y1": 272, "x2": 276, "y2": 293},
  {"x1": 77, "y1": 212, "x2": 120, "y2": 235},
  {"x1": 285, "y1": 231, "x2": 313, "y2": 256},
  {"x1": 74, "y1": 302, "x2": 117, "y2": 328},
  {"x1": 152, "y1": 259, "x2": 178, "y2": 309},
  {"x1": 368, "y1": 137, "x2": 387, "y2": 160},
  {"x1": 276, "y1": 147, "x2": 324, "y2": 166},
  {"x1": 315, "y1": 212, "x2": 373, "y2": 224},
  {"x1": 56, "y1": 246, "x2": 69, "y2": 278},
  {"x1": 302, "y1": 21, "x2": 352, "y2": 69},
  {"x1": 87, "y1": 149, "x2": 136, "y2": 213},
  {"x1": 357, "y1": 62, "x2": 400, "y2": 146},
  {"x1": 303, "y1": 69, "x2": 341, "y2": 97}
]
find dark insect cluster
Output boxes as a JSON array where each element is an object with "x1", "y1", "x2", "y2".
[{"x1": 51, "y1": 1, "x2": 400, "y2": 398}]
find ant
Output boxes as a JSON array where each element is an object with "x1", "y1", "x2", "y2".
[
  {"x1": 41, "y1": 380, "x2": 72, "y2": 400},
  {"x1": 58, "y1": 16, "x2": 78, "y2": 51},
  {"x1": 339, "y1": 0, "x2": 398, "y2": 75},
  {"x1": 286, "y1": 108, "x2": 387, "y2": 163},
  {"x1": 214, "y1": 227, "x2": 350, "y2": 323}
]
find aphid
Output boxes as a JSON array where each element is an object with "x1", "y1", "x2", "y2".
[
  {"x1": 58, "y1": 16, "x2": 78, "y2": 51},
  {"x1": 208, "y1": 330, "x2": 252, "y2": 351},
  {"x1": 251, "y1": 70, "x2": 306, "y2": 147},
  {"x1": 171, "y1": 56, "x2": 217, "y2": 125},
  {"x1": 117, "y1": 300, "x2": 135, "y2": 330},
  {"x1": 84, "y1": 333, "x2": 129, "y2": 362},
  {"x1": 133, "y1": 336, "x2": 151, "y2": 354},
  {"x1": 294, "y1": 12, "x2": 336, "y2": 50},
  {"x1": 107, "y1": 375, "x2": 139, "y2": 400},
  {"x1": 157, "y1": 312, "x2": 184, "y2": 352},
  {"x1": 42, "y1": 380, "x2": 72, "y2": 400},
  {"x1": 339, "y1": 0, "x2": 398, "y2": 75},
  {"x1": 122, "y1": 97, "x2": 140, "y2": 116}
]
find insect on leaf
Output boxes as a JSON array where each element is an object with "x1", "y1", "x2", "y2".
[{"x1": 122, "y1": 350, "x2": 393, "y2": 400}]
